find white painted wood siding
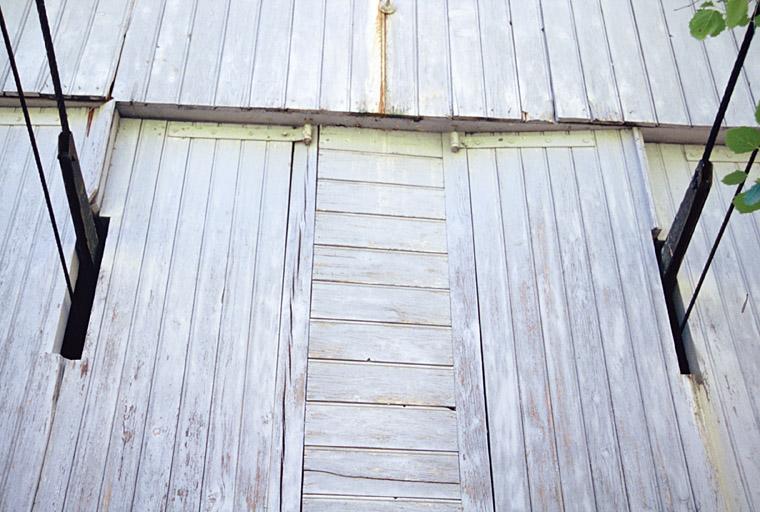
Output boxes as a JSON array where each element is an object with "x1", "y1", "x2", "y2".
[
  {"x1": 27, "y1": 119, "x2": 315, "y2": 511},
  {"x1": 304, "y1": 127, "x2": 493, "y2": 510},
  {"x1": 0, "y1": 105, "x2": 116, "y2": 511},
  {"x1": 647, "y1": 143, "x2": 760, "y2": 511},
  {"x1": 0, "y1": 0, "x2": 134, "y2": 99},
  {"x1": 465, "y1": 130, "x2": 739, "y2": 511},
  {"x1": 101, "y1": 0, "x2": 757, "y2": 127}
]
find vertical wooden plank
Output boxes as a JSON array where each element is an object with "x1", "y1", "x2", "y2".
[
  {"x1": 572, "y1": 142, "x2": 660, "y2": 512},
  {"x1": 508, "y1": 0, "x2": 553, "y2": 121},
  {"x1": 286, "y1": 0, "x2": 326, "y2": 110},
  {"x1": 628, "y1": 0, "x2": 689, "y2": 125},
  {"x1": 275, "y1": 135, "x2": 318, "y2": 511},
  {"x1": 447, "y1": 0, "x2": 487, "y2": 118},
  {"x1": 111, "y1": 0, "x2": 168, "y2": 101},
  {"x1": 168, "y1": 140, "x2": 238, "y2": 510},
  {"x1": 595, "y1": 132, "x2": 694, "y2": 511},
  {"x1": 233, "y1": 141, "x2": 292, "y2": 510},
  {"x1": 319, "y1": 0, "x2": 352, "y2": 112},
  {"x1": 249, "y1": 0, "x2": 295, "y2": 108},
  {"x1": 145, "y1": 0, "x2": 196, "y2": 103},
  {"x1": 214, "y1": 0, "x2": 261, "y2": 106},
  {"x1": 550, "y1": 146, "x2": 628, "y2": 510},
  {"x1": 494, "y1": 147, "x2": 563, "y2": 509},
  {"x1": 659, "y1": 0, "x2": 718, "y2": 127},
  {"x1": 0, "y1": 353, "x2": 63, "y2": 511},
  {"x1": 350, "y1": 0, "x2": 382, "y2": 113},
  {"x1": 568, "y1": 0, "x2": 622, "y2": 122},
  {"x1": 199, "y1": 140, "x2": 266, "y2": 510},
  {"x1": 33, "y1": 120, "x2": 142, "y2": 511},
  {"x1": 522, "y1": 147, "x2": 596, "y2": 510},
  {"x1": 477, "y1": 0, "x2": 520, "y2": 119},
  {"x1": 385, "y1": 0, "x2": 418, "y2": 115},
  {"x1": 467, "y1": 148, "x2": 530, "y2": 511},
  {"x1": 598, "y1": 0, "x2": 655, "y2": 123},
  {"x1": 130, "y1": 137, "x2": 215, "y2": 511},
  {"x1": 61, "y1": 121, "x2": 167, "y2": 511},
  {"x1": 0, "y1": 0, "x2": 32, "y2": 88},
  {"x1": 179, "y1": 0, "x2": 230, "y2": 105},
  {"x1": 441, "y1": 140, "x2": 494, "y2": 511},
  {"x1": 415, "y1": 0, "x2": 451, "y2": 117},
  {"x1": 541, "y1": 0, "x2": 589, "y2": 121}
]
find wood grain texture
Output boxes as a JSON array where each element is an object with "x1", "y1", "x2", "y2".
[
  {"x1": 318, "y1": 149, "x2": 444, "y2": 187},
  {"x1": 317, "y1": 179, "x2": 445, "y2": 219},
  {"x1": 309, "y1": 319, "x2": 454, "y2": 366},
  {"x1": 303, "y1": 447, "x2": 460, "y2": 499},
  {"x1": 305, "y1": 403, "x2": 458, "y2": 452},
  {"x1": 302, "y1": 496, "x2": 462, "y2": 511},
  {"x1": 441, "y1": 142, "x2": 495, "y2": 511}
]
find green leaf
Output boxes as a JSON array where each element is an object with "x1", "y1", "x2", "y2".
[
  {"x1": 755, "y1": 101, "x2": 760, "y2": 125},
  {"x1": 722, "y1": 170, "x2": 749, "y2": 185},
  {"x1": 726, "y1": 0, "x2": 750, "y2": 27},
  {"x1": 733, "y1": 182, "x2": 760, "y2": 213},
  {"x1": 690, "y1": 8, "x2": 726, "y2": 39},
  {"x1": 725, "y1": 127, "x2": 760, "y2": 153}
]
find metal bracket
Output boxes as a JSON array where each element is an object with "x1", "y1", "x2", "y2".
[
  {"x1": 303, "y1": 123, "x2": 313, "y2": 145},
  {"x1": 658, "y1": 159, "x2": 713, "y2": 295},
  {"x1": 58, "y1": 131, "x2": 102, "y2": 272},
  {"x1": 450, "y1": 131, "x2": 462, "y2": 153}
]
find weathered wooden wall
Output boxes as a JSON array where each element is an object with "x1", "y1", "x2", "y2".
[
  {"x1": 0, "y1": 105, "x2": 116, "y2": 510},
  {"x1": 2, "y1": 0, "x2": 759, "y2": 128},
  {"x1": 647, "y1": 143, "x2": 760, "y2": 511}
]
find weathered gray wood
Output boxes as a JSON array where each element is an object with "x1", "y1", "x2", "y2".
[
  {"x1": 311, "y1": 282, "x2": 451, "y2": 326},
  {"x1": 522, "y1": 146, "x2": 596, "y2": 510},
  {"x1": 386, "y1": 0, "x2": 418, "y2": 115},
  {"x1": 478, "y1": 0, "x2": 520, "y2": 119},
  {"x1": 320, "y1": 127, "x2": 442, "y2": 158},
  {"x1": 303, "y1": 447, "x2": 460, "y2": 499},
  {"x1": 309, "y1": 319, "x2": 453, "y2": 366},
  {"x1": 232, "y1": 141, "x2": 293, "y2": 511},
  {"x1": 97, "y1": 134, "x2": 191, "y2": 509},
  {"x1": 62, "y1": 121, "x2": 168, "y2": 512},
  {"x1": 318, "y1": 0, "x2": 351, "y2": 112},
  {"x1": 349, "y1": 0, "x2": 381, "y2": 113},
  {"x1": 467, "y1": 147, "x2": 530, "y2": 511},
  {"x1": 307, "y1": 360, "x2": 455, "y2": 407},
  {"x1": 275, "y1": 136, "x2": 319, "y2": 512},
  {"x1": 315, "y1": 212, "x2": 447, "y2": 253},
  {"x1": 305, "y1": 403, "x2": 458, "y2": 452},
  {"x1": 144, "y1": 0, "x2": 195, "y2": 103},
  {"x1": 167, "y1": 139, "x2": 239, "y2": 510},
  {"x1": 199, "y1": 140, "x2": 268, "y2": 510},
  {"x1": 415, "y1": 1, "x2": 451, "y2": 117},
  {"x1": 313, "y1": 246, "x2": 449, "y2": 289},
  {"x1": 596, "y1": 132, "x2": 694, "y2": 510},
  {"x1": 541, "y1": 0, "x2": 589, "y2": 121},
  {"x1": 302, "y1": 496, "x2": 462, "y2": 511},
  {"x1": 249, "y1": 0, "x2": 294, "y2": 108},
  {"x1": 317, "y1": 180, "x2": 445, "y2": 219},
  {"x1": 441, "y1": 141, "x2": 494, "y2": 511},
  {"x1": 493, "y1": 147, "x2": 563, "y2": 510},
  {"x1": 447, "y1": 0, "x2": 486, "y2": 118},
  {"x1": 569, "y1": 0, "x2": 621, "y2": 121},
  {"x1": 318, "y1": 149, "x2": 444, "y2": 188},
  {"x1": 214, "y1": 0, "x2": 262, "y2": 106},
  {"x1": 286, "y1": 0, "x2": 325, "y2": 110},
  {"x1": 547, "y1": 146, "x2": 628, "y2": 510}
]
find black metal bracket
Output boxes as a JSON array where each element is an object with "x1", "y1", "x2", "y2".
[{"x1": 658, "y1": 159, "x2": 713, "y2": 295}]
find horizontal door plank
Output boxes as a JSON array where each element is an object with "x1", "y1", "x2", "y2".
[
  {"x1": 307, "y1": 360, "x2": 455, "y2": 407},
  {"x1": 317, "y1": 180, "x2": 445, "y2": 219},
  {"x1": 314, "y1": 246, "x2": 449, "y2": 289},
  {"x1": 305, "y1": 403, "x2": 458, "y2": 451},
  {"x1": 315, "y1": 212, "x2": 447, "y2": 253},
  {"x1": 319, "y1": 150, "x2": 444, "y2": 187},
  {"x1": 320, "y1": 127, "x2": 442, "y2": 157},
  {"x1": 303, "y1": 447, "x2": 460, "y2": 499},
  {"x1": 303, "y1": 496, "x2": 462, "y2": 511},
  {"x1": 311, "y1": 282, "x2": 451, "y2": 326},
  {"x1": 309, "y1": 320, "x2": 454, "y2": 366}
]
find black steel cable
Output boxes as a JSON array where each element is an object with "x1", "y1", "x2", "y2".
[
  {"x1": 34, "y1": 0, "x2": 69, "y2": 135},
  {"x1": 680, "y1": 148, "x2": 758, "y2": 333},
  {"x1": 701, "y1": 1, "x2": 760, "y2": 162},
  {"x1": 0, "y1": 6, "x2": 74, "y2": 299}
]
